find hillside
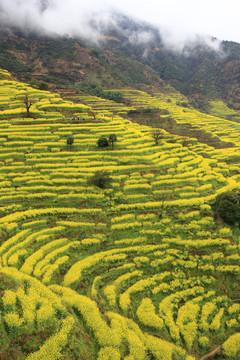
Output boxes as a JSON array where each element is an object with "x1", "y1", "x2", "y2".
[
  {"x1": 101, "y1": 13, "x2": 240, "y2": 108},
  {"x1": 0, "y1": 27, "x2": 168, "y2": 92},
  {"x1": 0, "y1": 69, "x2": 239, "y2": 359},
  {"x1": 1, "y1": 12, "x2": 240, "y2": 110}
]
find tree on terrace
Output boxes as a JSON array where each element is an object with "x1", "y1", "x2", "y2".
[
  {"x1": 97, "y1": 136, "x2": 109, "y2": 148},
  {"x1": 151, "y1": 129, "x2": 164, "y2": 145},
  {"x1": 22, "y1": 92, "x2": 33, "y2": 118},
  {"x1": 108, "y1": 134, "x2": 117, "y2": 149},
  {"x1": 89, "y1": 170, "x2": 112, "y2": 189},
  {"x1": 67, "y1": 135, "x2": 74, "y2": 150}
]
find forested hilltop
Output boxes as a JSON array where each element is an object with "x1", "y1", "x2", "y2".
[{"x1": 0, "y1": 68, "x2": 239, "y2": 359}]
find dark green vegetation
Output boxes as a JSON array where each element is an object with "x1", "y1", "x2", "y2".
[
  {"x1": 78, "y1": 83, "x2": 124, "y2": 103},
  {"x1": 212, "y1": 191, "x2": 240, "y2": 225},
  {"x1": 97, "y1": 136, "x2": 109, "y2": 147},
  {"x1": 67, "y1": 135, "x2": 74, "y2": 149},
  {"x1": 108, "y1": 134, "x2": 117, "y2": 149},
  {"x1": 89, "y1": 170, "x2": 112, "y2": 189}
]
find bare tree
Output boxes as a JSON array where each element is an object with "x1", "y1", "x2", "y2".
[
  {"x1": 22, "y1": 92, "x2": 33, "y2": 118},
  {"x1": 151, "y1": 129, "x2": 164, "y2": 145}
]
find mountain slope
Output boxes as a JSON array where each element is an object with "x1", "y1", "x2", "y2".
[
  {"x1": 101, "y1": 13, "x2": 240, "y2": 108},
  {"x1": 0, "y1": 11, "x2": 240, "y2": 109},
  {"x1": 0, "y1": 27, "x2": 169, "y2": 93}
]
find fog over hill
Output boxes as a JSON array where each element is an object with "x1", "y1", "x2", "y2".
[
  {"x1": 0, "y1": 1, "x2": 240, "y2": 109},
  {"x1": 0, "y1": 0, "x2": 226, "y2": 50}
]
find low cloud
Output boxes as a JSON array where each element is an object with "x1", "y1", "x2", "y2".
[
  {"x1": 128, "y1": 31, "x2": 154, "y2": 45},
  {"x1": 159, "y1": 24, "x2": 222, "y2": 53},
  {"x1": 0, "y1": 0, "x2": 223, "y2": 53},
  {"x1": 0, "y1": 0, "x2": 112, "y2": 43}
]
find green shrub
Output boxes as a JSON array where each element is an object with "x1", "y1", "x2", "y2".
[
  {"x1": 89, "y1": 171, "x2": 112, "y2": 189},
  {"x1": 67, "y1": 136, "x2": 74, "y2": 149},
  {"x1": 97, "y1": 137, "x2": 109, "y2": 148},
  {"x1": 212, "y1": 191, "x2": 240, "y2": 225}
]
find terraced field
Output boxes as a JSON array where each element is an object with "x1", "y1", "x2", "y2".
[
  {"x1": 119, "y1": 90, "x2": 240, "y2": 164},
  {"x1": 0, "y1": 69, "x2": 239, "y2": 360}
]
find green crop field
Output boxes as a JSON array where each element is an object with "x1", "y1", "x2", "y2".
[{"x1": 0, "y1": 69, "x2": 239, "y2": 360}]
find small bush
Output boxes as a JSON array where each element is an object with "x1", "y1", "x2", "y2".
[
  {"x1": 97, "y1": 137, "x2": 109, "y2": 148},
  {"x1": 89, "y1": 171, "x2": 112, "y2": 189},
  {"x1": 67, "y1": 136, "x2": 74, "y2": 149},
  {"x1": 212, "y1": 190, "x2": 240, "y2": 225}
]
